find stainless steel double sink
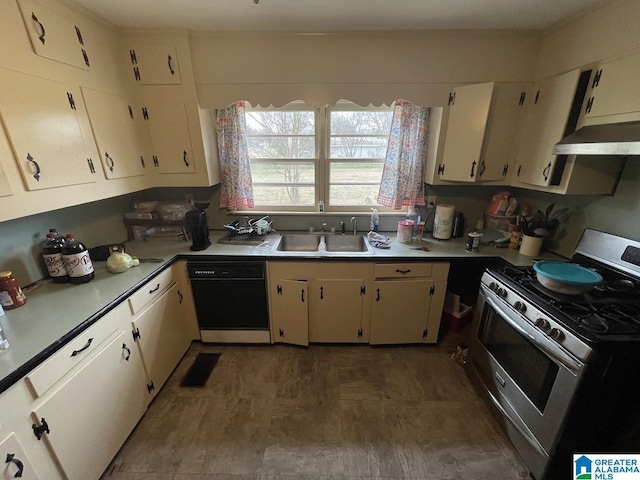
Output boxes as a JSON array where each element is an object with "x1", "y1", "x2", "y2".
[{"x1": 272, "y1": 234, "x2": 374, "y2": 255}]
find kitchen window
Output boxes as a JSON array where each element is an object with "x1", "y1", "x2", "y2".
[{"x1": 245, "y1": 100, "x2": 393, "y2": 211}]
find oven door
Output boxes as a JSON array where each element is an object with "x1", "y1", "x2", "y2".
[{"x1": 467, "y1": 285, "x2": 585, "y2": 476}]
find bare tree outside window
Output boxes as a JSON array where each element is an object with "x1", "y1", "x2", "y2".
[
  {"x1": 244, "y1": 101, "x2": 393, "y2": 210},
  {"x1": 328, "y1": 107, "x2": 393, "y2": 206},
  {"x1": 246, "y1": 108, "x2": 315, "y2": 206}
]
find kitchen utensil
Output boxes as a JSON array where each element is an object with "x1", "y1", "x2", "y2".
[
  {"x1": 533, "y1": 261, "x2": 603, "y2": 295},
  {"x1": 136, "y1": 258, "x2": 164, "y2": 263}
]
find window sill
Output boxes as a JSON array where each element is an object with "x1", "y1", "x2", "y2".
[{"x1": 228, "y1": 210, "x2": 408, "y2": 217}]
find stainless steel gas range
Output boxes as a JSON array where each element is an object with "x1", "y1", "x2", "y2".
[{"x1": 466, "y1": 229, "x2": 640, "y2": 480}]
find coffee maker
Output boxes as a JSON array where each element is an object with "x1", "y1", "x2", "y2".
[{"x1": 185, "y1": 203, "x2": 211, "y2": 251}]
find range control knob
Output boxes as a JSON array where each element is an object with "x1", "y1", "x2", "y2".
[
  {"x1": 489, "y1": 282, "x2": 498, "y2": 292},
  {"x1": 514, "y1": 301, "x2": 527, "y2": 313},
  {"x1": 534, "y1": 318, "x2": 550, "y2": 332},
  {"x1": 497, "y1": 288, "x2": 508, "y2": 299},
  {"x1": 549, "y1": 328, "x2": 565, "y2": 341}
]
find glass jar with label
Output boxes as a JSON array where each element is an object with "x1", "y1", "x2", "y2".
[{"x1": 0, "y1": 271, "x2": 27, "y2": 309}]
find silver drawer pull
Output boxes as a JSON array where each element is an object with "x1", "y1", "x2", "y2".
[{"x1": 494, "y1": 371, "x2": 506, "y2": 387}]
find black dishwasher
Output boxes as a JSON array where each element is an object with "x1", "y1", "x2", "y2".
[{"x1": 187, "y1": 261, "x2": 270, "y2": 343}]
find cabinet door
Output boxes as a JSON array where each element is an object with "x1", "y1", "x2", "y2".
[
  {"x1": 129, "y1": 45, "x2": 181, "y2": 85},
  {"x1": 271, "y1": 279, "x2": 309, "y2": 346},
  {"x1": 440, "y1": 82, "x2": 494, "y2": 182},
  {"x1": 132, "y1": 282, "x2": 191, "y2": 396},
  {"x1": 0, "y1": 69, "x2": 98, "y2": 190},
  {"x1": 479, "y1": 83, "x2": 529, "y2": 182},
  {"x1": 0, "y1": 433, "x2": 41, "y2": 479},
  {"x1": 584, "y1": 52, "x2": 640, "y2": 121},
  {"x1": 82, "y1": 87, "x2": 147, "y2": 179},
  {"x1": 513, "y1": 69, "x2": 580, "y2": 187},
  {"x1": 31, "y1": 330, "x2": 149, "y2": 480},
  {"x1": 17, "y1": 0, "x2": 90, "y2": 69},
  {"x1": 0, "y1": 160, "x2": 12, "y2": 198},
  {"x1": 311, "y1": 279, "x2": 364, "y2": 343},
  {"x1": 370, "y1": 279, "x2": 434, "y2": 345},
  {"x1": 145, "y1": 101, "x2": 195, "y2": 174}
]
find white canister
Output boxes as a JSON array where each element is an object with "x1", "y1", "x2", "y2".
[
  {"x1": 433, "y1": 204, "x2": 456, "y2": 240},
  {"x1": 519, "y1": 234, "x2": 544, "y2": 257},
  {"x1": 397, "y1": 220, "x2": 414, "y2": 244}
]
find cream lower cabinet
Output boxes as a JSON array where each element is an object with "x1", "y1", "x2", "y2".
[
  {"x1": 270, "y1": 278, "x2": 309, "y2": 346},
  {"x1": 370, "y1": 262, "x2": 449, "y2": 345},
  {"x1": 130, "y1": 282, "x2": 192, "y2": 398},
  {"x1": 30, "y1": 309, "x2": 149, "y2": 480},
  {"x1": 268, "y1": 262, "x2": 373, "y2": 345},
  {"x1": 0, "y1": 432, "x2": 40, "y2": 479}
]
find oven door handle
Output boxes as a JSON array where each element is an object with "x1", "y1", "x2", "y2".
[{"x1": 483, "y1": 288, "x2": 583, "y2": 375}]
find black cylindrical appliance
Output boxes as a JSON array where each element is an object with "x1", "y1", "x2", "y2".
[{"x1": 185, "y1": 204, "x2": 211, "y2": 251}]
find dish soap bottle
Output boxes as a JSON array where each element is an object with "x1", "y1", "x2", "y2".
[{"x1": 370, "y1": 208, "x2": 379, "y2": 232}]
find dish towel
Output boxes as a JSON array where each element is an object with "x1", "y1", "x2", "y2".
[{"x1": 367, "y1": 231, "x2": 391, "y2": 249}]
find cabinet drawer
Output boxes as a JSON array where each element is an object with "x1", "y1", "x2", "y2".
[
  {"x1": 375, "y1": 263, "x2": 433, "y2": 278},
  {"x1": 128, "y1": 267, "x2": 175, "y2": 315},
  {"x1": 25, "y1": 306, "x2": 122, "y2": 399}
]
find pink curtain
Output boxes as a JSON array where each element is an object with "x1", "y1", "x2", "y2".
[
  {"x1": 377, "y1": 100, "x2": 428, "y2": 209},
  {"x1": 216, "y1": 101, "x2": 254, "y2": 210}
]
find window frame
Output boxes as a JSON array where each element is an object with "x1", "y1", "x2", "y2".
[{"x1": 242, "y1": 100, "x2": 399, "y2": 213}]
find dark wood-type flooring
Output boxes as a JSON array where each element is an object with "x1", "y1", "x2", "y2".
[{"x1": 101, "y1": 335, "x2": 530, "y2": 480}]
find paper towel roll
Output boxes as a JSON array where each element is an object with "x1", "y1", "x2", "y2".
[{"x1": 433, "y1": 204, "x2": 455, "y2": 240}]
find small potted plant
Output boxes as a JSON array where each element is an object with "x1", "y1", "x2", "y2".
[{"x1": 519, "y1": 204, "x2": 569, "y2": 256}]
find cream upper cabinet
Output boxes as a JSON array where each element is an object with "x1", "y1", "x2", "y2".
[
  {"x1": 144, "y1": 101, "x2": 196, "y2": 174},
  {"x1": 81, "y1": 87, "x2": 147, "y2": 179},
  {"x1": 479, "y1": 83, "x2": 530, "y2": 183},
  {"x1": 512, "y1": 69, "x2": 581, "y2": 187},
  {"x1": 582, "y1": 52, "x2": 640, "y2": 124},
  {"x1": 439, "y1": 82, "x2": 494, "y2": 182},
  {"x1": 17, "y1": 0, "x2": 90, "y2": 69},
  {"x1": 0, "y1": 159, "x2": 12, "y2": 198},
  {"x1": 0, "y1": 69, "x2": 98, "y2": 190},
  {"x1": 433, "y1": 82, "x2": 527, "y2": 185},
  {"x1": 129, "y1": 45, "x2": 181, "y2": 85}
]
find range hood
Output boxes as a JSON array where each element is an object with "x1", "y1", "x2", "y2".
[{"x1": 553, "y1": 121, "x2": 640, "y2": 156}]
